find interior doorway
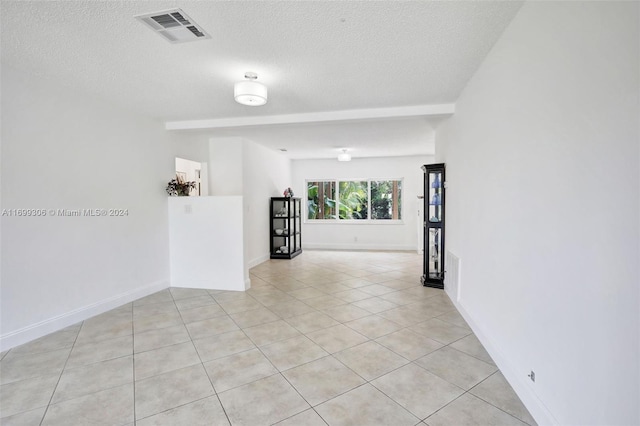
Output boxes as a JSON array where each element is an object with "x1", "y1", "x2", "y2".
[{"x1": 175, "y1": 157, "x2": 208, "y2": 196}]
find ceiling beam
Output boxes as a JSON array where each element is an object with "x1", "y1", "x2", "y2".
[{"x1": 165, "y1": 104, "x2": 455, "y2": 130}]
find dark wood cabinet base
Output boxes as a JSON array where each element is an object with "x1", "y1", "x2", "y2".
[{"x1": 421, "y1": 275, "x2": 444, "y2": 289}]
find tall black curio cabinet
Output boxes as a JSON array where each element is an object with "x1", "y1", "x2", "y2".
[
  {"x1": 422, "y1": 163, "x2": 445, "y2": 289},
  {"x1": 270, "y1": 197, "x2": 302, "y2": 259}
]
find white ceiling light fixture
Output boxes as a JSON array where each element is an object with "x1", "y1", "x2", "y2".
[
  {"x1": 338, "y1": 149, "x2": 351, "y2": 162},
  {"x1": 234, "y1": 72, "x2": 267, "y2": 106}
]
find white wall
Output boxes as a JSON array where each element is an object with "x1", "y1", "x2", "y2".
[
  {"x1": 169, "y1": 132, "x2": 209, "y2": 165},
  {"x1": 1, "y1": 65, "x2": 172, "y2": 349},
  {"x1": 168, "y1": 197, "x2": 245, "y2": 291},
  {"x1": 169, "y1": 132, "x2": 210, "y2": 197},
  {"x1": 208, "y1": 137, "x2": 244, "y2": 196},
  {"x1": 292, "y1": 156, "x2": 433, "y2": 251},
  {"x1": 242, "y1": 140, "x2": 292, "y2": 269},
  {"x1": 206, "y1": 136, "x2": 291, "y2": 279},
  {"x1": 436, "y1": 2, "x2": 639, "y2": 425}
]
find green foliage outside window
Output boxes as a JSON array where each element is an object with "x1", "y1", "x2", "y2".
[
  {"x1": 338, "y1": 181, "x2": 368, "y2": 219},
  {"x1": 371, "y1": 180, "x2": 402, "y2": 219},
  {"x1": 307, "y1": 181, "x2": 336, "y2": 219},
  {"x1": 307, "y1": 179, "x2": 402, "y2": 221}
]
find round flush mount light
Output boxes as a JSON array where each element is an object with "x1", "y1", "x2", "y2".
[
  {"x1": 337, "y1": 148, "x2": 351, "y2": 162},
  {"x1": 234, "y1": 72, "x2": 267, "y2": 106}
]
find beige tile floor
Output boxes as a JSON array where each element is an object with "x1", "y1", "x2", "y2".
[{"x1": 0, "y1": 250, "x2": 536, "y2": 426}]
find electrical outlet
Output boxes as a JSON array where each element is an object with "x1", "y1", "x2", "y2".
[
  {"x1": 354, "y1": 236, "x2": 358, "y2": 242},
  {"x1": 528, "y1": 370, "x2": 535, "y2": 382}
]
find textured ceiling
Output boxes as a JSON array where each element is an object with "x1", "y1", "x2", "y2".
[{"x1": 1, "y1": 1, "x2": 523, "y2": 159}]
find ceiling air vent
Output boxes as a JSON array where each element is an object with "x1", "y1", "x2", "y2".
[{"x1": 135, "y1": 8, "x2": 211, "y2": 44}]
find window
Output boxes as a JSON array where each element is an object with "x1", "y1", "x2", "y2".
[
  {"x1": 371, "y1": 180, "x2": 402, "y2": 220},
  {"x1": 338, "y1": 180, "x2": 368, "y2": 219},
  {"x1": 306, "y1": 179, "x2": 402, "y2": 221},
  {"x1": 307, "y1": 181, "x2": 336, "y2": 219}
]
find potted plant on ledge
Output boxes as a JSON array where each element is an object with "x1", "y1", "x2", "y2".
[{"x1": 166, "y1": 175, "x2": 196, "y2": 196}]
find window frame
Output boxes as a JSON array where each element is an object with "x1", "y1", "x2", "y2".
[{"x1": 305, "y1": 178, "x2": 404, "y2": 224}]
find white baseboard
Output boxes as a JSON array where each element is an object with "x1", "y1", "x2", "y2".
[
  {"x1": 247, "y1": 253, "x2": 270, "y2": 269},
  {"x1": 170, "y1": 279, "x2": 245, "y2": 292},
  {"x1": 0, "y1": 280, "x2": 169, "y2": 351},
  {"x1": 303, "y1": 243, "x2": 416, "y2": 251},
  {"x1": 447, "y1": 291, "x2": 558, "y2": 426}
]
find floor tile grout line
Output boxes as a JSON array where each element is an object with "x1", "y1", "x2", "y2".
[
  {"x1": 405, "y1": 355, "x2": 523, "y2": 422},
  {"x1": 61, "y1": 351, "x2": 135, "y2": 373},
  {"x1": 171, "y1": 294, "x2": 233, "y2": 426},
  {"x1": 216, "y1": 370, "x2": 283, "y2": 395},
  {"x1": 288, "y1": 369, "x2": 376, "y2": 421},
  {"x1": 317, "y1": 309, "x2": 497, "y2": 417},
  {"x1": 441, "y1": 336, "x2": 497, "y2": 366},
  {"x1": 228, "y1": 318, "x2": 316, "y2": 421},
  {"x1": 276, "y1": 371, "x2": 318, "y2": 421},
  {"x1": 309, "y1": 406, "x2": 331, "y2": 426},
  {"x1": 340, "y1": 314, "x2": 406, "y2": 340},
  {"x1": 219, "y1": 295, "x2": 397, "y2": 421},
  {"x1": 37, "y1": 352, "x2": 136, "y2": 405},
  {"x1": 276, "y1": 371, "x2": 330, "y2": 425},
  {"x1": 404, "y1": 359, "x2": 468, "y2": 391},
  {"x1": 133, "y1": 320, "x2": 185, "y2": 338},
  {"x1": 464, "y1": 372, "x2": 535, "y2": 425},
  {"x1": 365, "y1": 373, "x2": 437, "y2": 422},
  {"x1": 282, "y1": 336, "x2": 406, "y2": 408},
  {"x1": 422, "y1": 390, "x2": 469, "y2": 423},
  {"x1": 434, "y1": 388, "x2": 533, "y2": 426},
  {"x1": 0, "y1": 349, "x2": 10, "y2": 361},
  {"x1": 6, "y1": 252, "x2": 529, "y2": 425},
  {"x1": 38, "y1": 313, "x2": 91, "y2": 426},
  {"x1": 133, "y1": 395, "x2": 222, "y2": 425},
  {"x1": 132, "y1": 325, "x2": 192, "y2": 352},
  {"x1": 409, "y1": 354, "x2": 485, "y2": 394}
]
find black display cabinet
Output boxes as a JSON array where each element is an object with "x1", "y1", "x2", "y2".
[
  {"x1": 421, "y1": 163, "x2": 445, "y2": 288},
  {"x1": 270, "y1": 197, "x2": 302, "y2": 259}
]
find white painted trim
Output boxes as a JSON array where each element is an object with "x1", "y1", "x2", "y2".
[
  {"x1": 447, "y1": 290, "x2": 558, "y2": 426},
  {"x1": 303, "y1": 243, "x2": 416, "y2": 251},
  {"x1": 170, "y1": 279, "x2": 246, "y2": 291},
  {"x1": 0, "y1": 280, "x2": 169, "y2": 351},
  {"x1": 304, "y1": 220, "x2": 405, "y2": 225},
  {"x1": 166, "y1": 104, "x2": 455, "y2": 130},
  {"x1": 247, "y1": 253, "x2": 270, "y2": 270}
]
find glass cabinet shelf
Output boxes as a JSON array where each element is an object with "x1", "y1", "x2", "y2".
[
  {"x1": 422, "y1": 164, "x2": 445, "y2": 289},
  {"x1": 270, "y1": 197, "x2": 302, "y2": 259}
]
